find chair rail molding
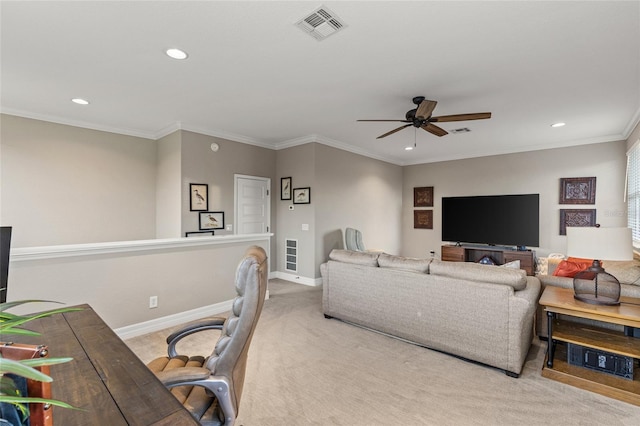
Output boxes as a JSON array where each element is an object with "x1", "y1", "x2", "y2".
[{"x1": 10, "y1": 233, "x2": 274, "y2": 262}]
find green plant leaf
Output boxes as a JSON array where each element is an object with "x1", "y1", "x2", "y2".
[
  {"x1": 0, "y1": 300, "x2": 62, "y2": 312},
  {"x1": 0, "y1": 376, "x2": 20, "y2": 395},
  {"x1": 0, "y1": 358, "x2": 52, "y2": 382},
  {"x1": 20, "y1": 357, "x2": 73, "y2": 368},
  {"x1": 0, "y1": 326, "x2": 41, "y2": 336},
  {"x1": 0, "y1": 306, "x2": 83, "y2": 336},
  {"x1": 0, "y1": 394, "x2": 77, "y2": 409}
]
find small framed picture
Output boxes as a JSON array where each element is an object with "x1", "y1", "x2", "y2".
[
  {"x1": 559, "y1": 177, "x2": 596, "y2": 204},
  {"x1": 414, "y1": 210, "x2": 433, "y2": 229},
  {"x1": 281, "y1": 177, "x2": 292, "y2": 200},
  {"x1": 293, "y1": 187, "x2": 311, "y2": 204},
  {"x1": 199, "y1": 211, "x2": 225, "y2": 230},
  {"x1": 190, "y1": 183, "x2": 209, "y2": 211},
  {"x1": 185, "y1": 231, "x2": 214, "y2": 237},
  {"x1": 559, "y1": 209, "x2": 596, "y2": 235},
  {"x1": 414, "y1": 186, "x2": 434, "y2": 207}
]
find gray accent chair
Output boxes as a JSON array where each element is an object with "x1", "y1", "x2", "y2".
[
  {"x1": 147, "y1": 246, "x2": 268, "y2": 425},
  {"x1": 345, "y1": 227, "x2": 365, "y2": 251}
]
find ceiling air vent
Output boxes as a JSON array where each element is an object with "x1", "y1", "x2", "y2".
[
  {"x1": 295, "y1": 6, "x2": 346, "y2": 41},
  {"x1": 450, "y1": 128, "x2": 471, "y2": 134}
]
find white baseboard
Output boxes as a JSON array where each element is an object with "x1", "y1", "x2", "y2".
[
  {"x1": 272, "y1": 271, "x2": 322, "y2": 286},
  {"x1": 115, "y1": 299, "x2": 234, "y2": 340}
]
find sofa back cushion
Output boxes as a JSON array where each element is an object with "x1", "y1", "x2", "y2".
[
  {"x1": 377, "y1": 253, "x2": 432, "y2": 274},
  {"x1": 329, "y1": 249, "x2": 379, "y2": 267},
  {"x1": 429, "y1": 260, "x2": 527, "y2": 290}
]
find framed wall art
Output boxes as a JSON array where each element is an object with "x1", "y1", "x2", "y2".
[
  {"x1": 414, "y1": 186, "x2": 434, "y2": 207},
  {"x1": 281, "y1": 177, "x2": 292, "y2": 200},
  {"x1": 199, "y1": 211, "x2": 225, "y2": 230},
  {"x1": 190, "y1": 183, "x2": 209, "y2": 211},
  {"x1": 559, "y1": 209, "x2": 596, "y2": 235},
  {"x1": 414, "y1": 210, "x2": 433, "y2": 229},
  {"x1": 293, "y1": 187, "x2": 311, "y2": 204},
  {"x1": 559, "y1": 177, "x2": 596, "y2": 204}
]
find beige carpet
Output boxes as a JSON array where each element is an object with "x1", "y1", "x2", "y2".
[{"x1": 126, "y1": 280, "x2": 640, "y2": 425}]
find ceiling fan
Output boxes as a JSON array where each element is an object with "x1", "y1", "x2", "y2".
[{"x1": 358, "y1": 96, "x2": 491, "y2": 139}]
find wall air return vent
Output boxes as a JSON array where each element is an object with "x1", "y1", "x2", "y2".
[
  {"x1": 450, "y1": 128, "x2": 471, "y2": 134},
  {"x1": 295, "y1": 6, "x2": 346, "y2": 41}
]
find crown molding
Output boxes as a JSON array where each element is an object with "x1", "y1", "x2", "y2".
[
  {"x1": 276, "y1": 133, "x2": 404, "y2": 166},
  {"x1": 402, "y1": 134, "x2": 627, "y2": 166},
  {"x1": 0, "y1": 108, "x2": 157, "y2": 139}
]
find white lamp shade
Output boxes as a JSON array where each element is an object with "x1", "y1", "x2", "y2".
[{"x1": 566, "y1": 227, "x2": 633, "y2": 261}]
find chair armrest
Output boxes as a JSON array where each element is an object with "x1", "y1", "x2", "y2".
[
  {"x1": 155, "y1": 366, "x2": 211, "y2": 387},
  {"x1": 166, "y1": 317, "x2": 226, "y2": 357}
]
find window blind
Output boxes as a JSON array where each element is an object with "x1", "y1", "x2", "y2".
[{"x1": 627, "y1": 141, "x2": 640, "y2": 248}]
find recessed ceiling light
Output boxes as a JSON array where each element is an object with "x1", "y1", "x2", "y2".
[
  {"x1": 71, "y1": 98, "x2": 89, "y2": 105},
  {"x1": 166, "y1": 48, "x2": 188, "y2": 60},
  {"x1": 551, "y1": 122, "x2": 566, "y2": 128},
  {"x1": 405, "y1": 146, "x2": 414, "y2": 151}
]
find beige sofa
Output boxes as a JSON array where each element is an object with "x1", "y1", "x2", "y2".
[
  {"x1": 320, "y1": 250, "x2": 541, "y2": 377},
  {"x1": 536, "y1": 257, "x2": 640, "y2": 337}
]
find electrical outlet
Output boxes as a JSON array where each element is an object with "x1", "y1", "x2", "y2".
[{"x1": 149, "y1": 296, "x2": 158, "y2": 309}]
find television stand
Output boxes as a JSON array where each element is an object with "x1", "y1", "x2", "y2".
[{"x1": 441, "y1": 244, "x2": 535, "y2": 276}]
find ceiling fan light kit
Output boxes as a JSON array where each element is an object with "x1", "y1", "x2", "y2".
[{"x1": 358, "y1": 96, "x2": 491, "y2": 140}]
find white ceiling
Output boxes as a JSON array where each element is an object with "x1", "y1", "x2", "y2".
[{"x1": 2, "y1": 1, "x2": 639, "y2": 166}]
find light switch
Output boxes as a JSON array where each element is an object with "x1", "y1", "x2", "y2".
[
  {"x1": 302, "y1": 224, "x2": 309, "y2": 231},
  {"x1": 226, "y1": 224, "x2": 233, "y2": 231}
]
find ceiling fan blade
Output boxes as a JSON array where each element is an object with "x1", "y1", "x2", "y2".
[
  {"x1": 377, "y1": 124, "x2": 412, "y2": 139},
  {"x1": 422, "y1": 123, "x2": 448, "y2": 137},
  {"x1": 357, "y1": 119, "x2": 411, "y2": 122},
  {"x1": 415, "y1": 99, "x2": 438, "y2": 119},
  {"x1": 430, "y1": 112, "x2": 492, "y2": 122}
]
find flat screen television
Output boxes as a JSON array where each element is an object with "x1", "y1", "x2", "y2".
[{"x1": 442, "y1": 194, "x2": 539, "y2": 248}]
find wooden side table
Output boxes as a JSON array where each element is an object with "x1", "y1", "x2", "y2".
[{"x1": 540, "y1": 286, "x2": 640, "y2": 406}]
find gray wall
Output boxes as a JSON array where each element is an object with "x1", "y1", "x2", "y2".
[
  {"x1": 180, "y1": 130, "x2": 276, "y2": 237},
  {"x1": 275, "y1": 144, "x2": 316, "y2": 279},
  {"x1": 3, "y1": 112, "x2": 635, "y2": 283},
  {"x1": 402, "y1": 140, "x2": 628, "y2": 259},
  {"x1": 275, "y1": 143, "x2": 403, "y2": 279},
  {"x1": 1, "y1": 114, "x2": 157, "y2": 247},
  {"x1": 314, "y1": 144, "x2": 402, "y2": 272},
  {"x1": 156, "y1": 130, "x2": 182, "y2": 238},
  {"x1": 9, "y1": 239, "x2": 268, "y2": 329},
  {"x1": 179, "y1": 131, "x2": 277, "y2": 269}
]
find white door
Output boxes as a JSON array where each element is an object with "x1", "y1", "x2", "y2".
[{"x1": 235, "y1": 175, "x2": 270, "y2": 234}]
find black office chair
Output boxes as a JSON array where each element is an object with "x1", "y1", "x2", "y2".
[{"x1": 147, "y1": 245, "x2": 268, "y2": 425}]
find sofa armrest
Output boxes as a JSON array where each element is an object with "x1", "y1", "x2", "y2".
[
  {"x1": 513, "y1": 276, "x2": 542, "y2": 304},
  {"x1": 538, "y1": 274, "x2": 574, "y2": 290}
]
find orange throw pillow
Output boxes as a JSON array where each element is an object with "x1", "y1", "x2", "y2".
[{"x1": 553, "y1": 257, "x2": 594, "y2": 278}]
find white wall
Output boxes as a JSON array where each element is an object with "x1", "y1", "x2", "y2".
[
  {"x1": 402, "y1": 140, "x2": 628, "y2": 259},
  {"x1": 1, "y1": 114, "x2": 157, "y2": 247}
]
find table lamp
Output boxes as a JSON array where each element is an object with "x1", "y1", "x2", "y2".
[{"x1": 566, "y1": 227, "x2": 633, "y2": 305}]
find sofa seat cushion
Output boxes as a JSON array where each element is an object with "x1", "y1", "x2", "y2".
[
  {"x1": 377, "y1": 253, "x2": 432, "y2": 274},
  {"x1": 329, "y1": 249, "x2": 380, "y2": 266},
  {"x1": 429, "y1": 260, "x2": 527, "y2": 290}
]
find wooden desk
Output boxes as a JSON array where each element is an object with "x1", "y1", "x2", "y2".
[
  {"x1": 10, "y1": 304, "x2": 199, "y2": 425},
  {"x1": 540, "y1": 287, "x2": 640, "y2": 406}
]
